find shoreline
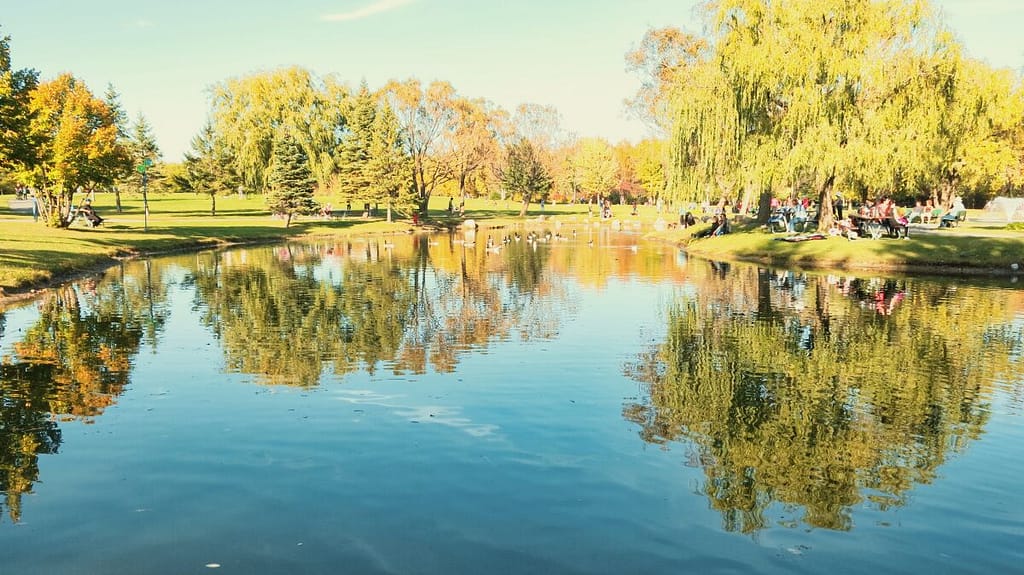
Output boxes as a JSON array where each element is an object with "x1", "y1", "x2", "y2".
[{"x1": 3, "y1": 215, "x2": 1022, "y2": 307}]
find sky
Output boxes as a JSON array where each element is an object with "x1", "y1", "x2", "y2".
[{"x1": 3, "y1": 0, "x2": 1022, "y2": 162}]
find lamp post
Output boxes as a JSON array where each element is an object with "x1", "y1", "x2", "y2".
[{"x1": 137, "y1": 158, "x2": 153, "y2": 231}]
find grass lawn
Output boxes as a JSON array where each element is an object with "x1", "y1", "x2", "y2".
[{"x1": 2, "y1": 192, "x2": 1022, "y2": 296}]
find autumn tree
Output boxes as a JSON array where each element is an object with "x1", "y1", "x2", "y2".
[
  {"x1": 572, "y1": 138, "x2": 618, "y2": 201},
  {"x1": 451, "y1": 97, "x2": 501, "y2": 199},
  {"x1": 625, "y1": 26, "x2": 708, "y2": 131},
  {"x1": 382, "y1": 79, "x2": 459, "y2": 215},
  {"x1": 17, "y1": 74, "x2": 126, "y2": 227},
  {"x1": 633, "y1": 139, "x2": 668, "y2": 202}
]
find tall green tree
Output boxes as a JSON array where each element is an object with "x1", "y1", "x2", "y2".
[
  {"x1": 0, "y1": 28, "x2": 38, "y2": 172},
  {"x1": 180, "y1": 122, "x2": 240, "y2": 215},
  {"x1": 367, "y1": 104, "x2": 414, "y2": 222},
  {"x1": 499, "y1": 138, "x2": 552, "y2": 216},
  {"x1": 663, "y1": 0, "x2": 962, "y2": 229},
  {"x1": 266, "y1": 131, "x2": 318, "y2": 227},
  {"x1": 335, "y1": 81, "x2": 376, "y2": 201},
  {"x1": 877, "y1": 48, "x2": 1024, "y2": 206},
  {"x1": 103, "y1": 84, "x2": 133, "y2": 212}
]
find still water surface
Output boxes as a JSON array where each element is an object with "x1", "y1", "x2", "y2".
[{"x1": 1, "y1": 229, "x2": 1022, "y2": 574}]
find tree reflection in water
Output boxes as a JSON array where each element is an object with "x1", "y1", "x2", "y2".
[
  {"x1": 0, "y1": 274, "x2": 159, "y2": 522},
  {"x1": 624, "y1": 265, "x2": 1023, "y2": 533},
  {"x1": 0, "y1": 234, "x2": 571, "y2": 522},
  {"x1": 188, "y1": 234, "x2": 567, "y2": 386}
]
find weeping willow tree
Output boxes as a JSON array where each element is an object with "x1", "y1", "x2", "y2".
[
  {"x1": 873, "y1": 44, "x2": 1024, "y2": 207},
  {"x1": 208, "y1": 67, "x2": 345, "y2": 193},
  {"x1": 660, "y1": 0, "x2": 1023, "y2": 228}
]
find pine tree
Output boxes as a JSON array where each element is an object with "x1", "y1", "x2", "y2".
[
  {"x1": 180, "y1": 122, "x2": 240, "y2": 215},
  {"x1": 266, "y1": 131, "x2": 318, "y2": 227},
  {"x1": 103, "y1": 84, "x2": 132, "y2": 212},
  {"x1": 367, "y1": 104, "x2": 413, "y2": 222},
  {"x1": 335, "y1": 82, "x2": 376, "y2": 201},
  {"x1": 500, "y1": 138, "x2": 552, "y2": 216}
]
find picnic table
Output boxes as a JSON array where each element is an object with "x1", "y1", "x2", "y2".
[{"x1": 849, "y1": 214, "x2": 888, "y2": 239}]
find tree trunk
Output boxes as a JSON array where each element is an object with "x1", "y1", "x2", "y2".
[
  {"x1": 285, "y1": 213, "x2": 292, "y2": 228},
  {"x1": 756, "y1": 189, "x2": 773, "y2": 225},
  {"x1": 210, "y1": 193, "x2": 217, "y2": 216},
  {"x1": 816, "y1": 171, "x2": 837, "y2": 233},
  {"x1": 519, "y1": 196, "x2": 530, "y2": 217},
  {"x1": 938, "y1": 176, "x2": 958, "y2": 209},
  {"x1": 739, "y1": 183, "x2": 754, "y2": 217},
  {"x1": 115, "y1": 187, "x2": 123, "y2": 213}
]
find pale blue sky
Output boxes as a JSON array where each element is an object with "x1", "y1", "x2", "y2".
[{"x1": 3, "y1": 0, "x2": 1021, "y2": 161}]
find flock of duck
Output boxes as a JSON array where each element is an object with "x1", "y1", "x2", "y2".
[{"x1": 451, "y1": 229, "x2": 594, "y2": 253}]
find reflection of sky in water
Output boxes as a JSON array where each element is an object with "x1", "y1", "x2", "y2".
[{"x1": 334, "y1": 389, "x2": 502, "y2": 439}]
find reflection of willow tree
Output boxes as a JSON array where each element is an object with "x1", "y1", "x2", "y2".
[
  {"x1": 624, "y1": 269, "x2": 1022, "y2": 533},
  {"x1": 1, "y1": 283, "x2": 147, "y2": 522}
]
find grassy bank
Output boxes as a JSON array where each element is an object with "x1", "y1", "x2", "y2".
[
  {"x1": 0, "y1": 193, "x2": 582, "y2": 294},
  {"x1": 2, "y1": 193, "x2": 1022, "y2": 297},
  {"x1": 670, "y1": 221, "x2": 1024, "y2": 274}
]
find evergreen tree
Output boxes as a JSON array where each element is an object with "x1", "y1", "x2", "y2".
[
  {"x1": 103, "y1": 84, "x2": 133, "y2": 212},
  {"x1": 129, "y1": 113, "x2": 161, "y2": 163},
  {"x1": 180, "y1": 122, "x2": 240, "y2": 215},
  {"x1": 266, "y1": 131, "x2": 318, "y2": 227},
  {"x1": 499, "y1": 138, "x2": 552, "y2": 216},
  {"x1": 335, "y1": 81, "x2": 376, "y2": 201},
  {"x1": 367, "y1": 104, "x2": 414, "y2": 222}
]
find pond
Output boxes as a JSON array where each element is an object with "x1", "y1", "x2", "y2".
[{"x1": 2, "y1": 227, "x2": 1023, "y2": 574}]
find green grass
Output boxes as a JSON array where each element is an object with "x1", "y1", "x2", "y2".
[{"x1": 2, "y1": 194, "x2": 1022, "y2": 295}]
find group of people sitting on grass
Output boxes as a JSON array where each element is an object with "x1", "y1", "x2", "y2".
[{"x1": 696, "y1": 213, "x2": 731, "y2": 238}]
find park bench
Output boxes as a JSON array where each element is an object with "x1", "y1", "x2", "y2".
[
  {"x1": 939, "y1": 210, "x2": 967, "y2": 228},
  {"x1": 7, "y1": 198, "x2": 34, "y2": 214},
  {"x1": 69, "y1": 204, "x2": 103, "y2": 227}
]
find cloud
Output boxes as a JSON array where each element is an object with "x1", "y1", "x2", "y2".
[
  {"x1": 321, "y1": 0, "x2": 415, "y2": 22},
  {"x1": 131, "y1": 19, "x2": 154, "y2": 28}
]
